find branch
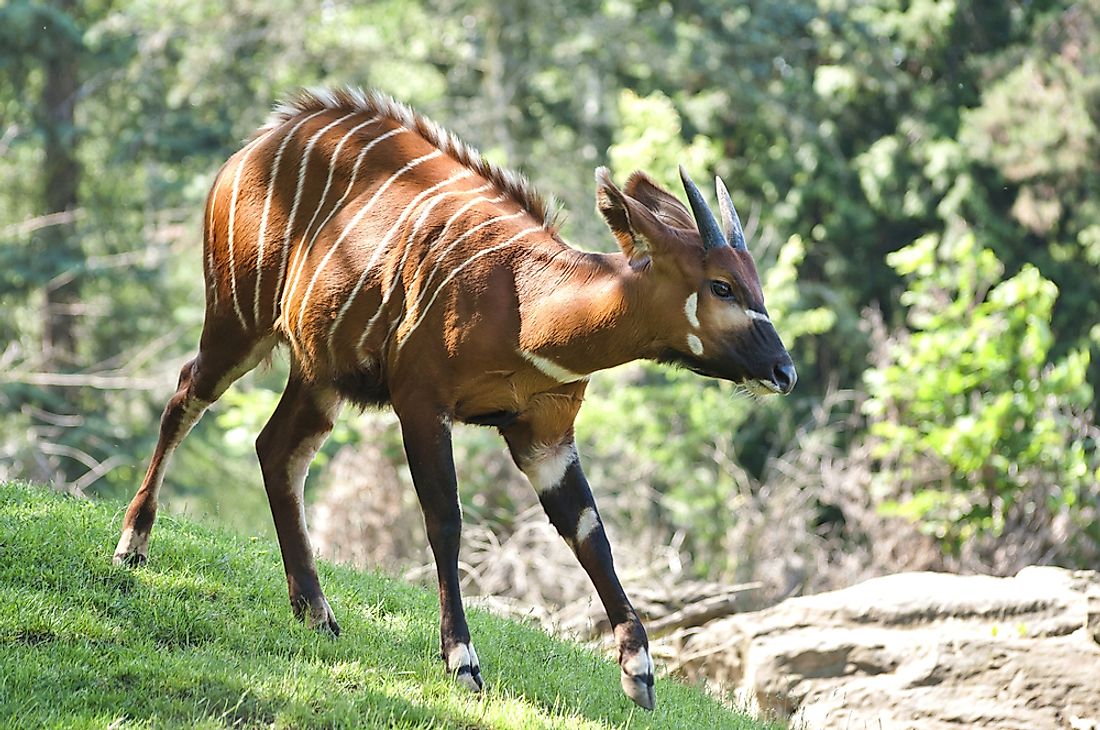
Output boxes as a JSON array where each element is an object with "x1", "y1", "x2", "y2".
[
  {"x1": 0, "y1": 371, "x2": 167, "y2": 390},
  {"x1": 0, "y1": 209, "x2": 84, "y2": 238},
  {"x1": 645, "y1": 583, "x2": 761, "y2": 637},
  {"x1": 69, "y1": 455, "x2": 127, "y2": 495}
]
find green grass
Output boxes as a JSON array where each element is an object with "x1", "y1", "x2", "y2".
[{"x1": 0, "y1": 482, "x2": 775, "y2": 729}]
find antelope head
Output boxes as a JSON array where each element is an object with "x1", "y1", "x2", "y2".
[{"x1": 596, "y1": 166, "x2": 797, "y2": 395}]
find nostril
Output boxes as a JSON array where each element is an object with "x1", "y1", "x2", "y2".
[{"x1": 772, "y1": 362, "x2": 797, "y2": 394}]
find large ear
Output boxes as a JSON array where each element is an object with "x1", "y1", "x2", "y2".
[
  {"x1": 595, "y1": 167, "x2": 673, "y2": 264},
  {"x1": 623, "y1": 171, "x2": 697, "y2": 231}
]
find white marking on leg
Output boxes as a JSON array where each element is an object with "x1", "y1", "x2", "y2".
[
  {"x1": 142, "y1": 395, "x2": 211, "y2": 500},
  {"x1": 687, "y1": 334, "x2": 704, "y2": 356},
  {"x1": 114, "y1": 526, "x2": 147, "y2": 558},
  {"x1": 746, "y1": 309, "x2": 771, "y2": 324},
  {"x1": 253, "y1": 109, "x2": 335, "y2": 323},
  {"x1": 620, "y1": 646, "x2": 655, "y2": 707},
  {"x1": 574, "y1": 506, "x2": 599, "y2": 544},
  {"x1": 446, "y1": 642, "x2": 482, "y2": 692},
  {"x1": 623, "y1": 647, "x2": 654, "y2": 678},
  {"x1": 396, "y1": 225, "x2": 541, "y2": 351},
  {"x1": 684, "y1": 292, "x2": 700, "y2": 328},
  {"x1": 518, "y1": 349, "x2": 588, "y2": 383},
  {"x1": 280, "y1": 118, "x2": 387, "y2": 318},
  {"x1": 297, "y1": 149, "x2": 443, "y2": 342},
  {"x1": 226, "y1": 138, "x2": 267, "y2": 329},
  {"x1": 521, "y1": 442, "x2": 578, "y2": 493}
]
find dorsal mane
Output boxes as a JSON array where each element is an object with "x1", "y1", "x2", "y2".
[{"x1": 254, "y1": 86, "x2": 559, "y2": 234}]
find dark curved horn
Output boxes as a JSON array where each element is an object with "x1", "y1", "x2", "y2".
[
  {"x1": 715, "y1": 176, "x2": 746, "y2": 250},
  {"x1": 679, "y1": 165, "x2": 727, "y2": 251}
]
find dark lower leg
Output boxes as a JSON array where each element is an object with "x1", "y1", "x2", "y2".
[
  {"x1": 398, "y1": 409, "x2": 481, "y2": 690},
  {"x1": 256, "y1": 373, "x2": 340, "y2": 634},
  {"x1": 522, "y1": 452, "x2": 654, "y2": 709}
]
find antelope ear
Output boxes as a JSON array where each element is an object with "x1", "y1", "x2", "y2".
[
  {"x1": 623, "y1": 172, "x2": 697, "y2": 231},
  {"x1": 596, "y1": 167, "x2": 648, "y2": 261},
  {"x1": 596, "y1": 167, "x2": 680, "y2": 265}
]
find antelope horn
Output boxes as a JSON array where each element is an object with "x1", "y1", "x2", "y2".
[
  {"x1": 679, "y1": 165, "x2": 727, "y2": 252},
  {"x1": 714, "y1": 176, "x2": 746, "y2": 250}
]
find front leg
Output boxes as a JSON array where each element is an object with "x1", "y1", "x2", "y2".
[
  {"x1": 396, "y1": 406, "x2": 482, "y2": 692},
  {"x1": 504, "y1": 407, "x2": 655, "y2": 709}
]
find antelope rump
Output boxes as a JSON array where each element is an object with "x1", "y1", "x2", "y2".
[{"x1": 113, "y1": 87, "x2": 796, "y2": 710}]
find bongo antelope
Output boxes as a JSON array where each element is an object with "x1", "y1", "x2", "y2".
[{"x1": 113, "y1": 87, "x2": 796, "y2": 710}]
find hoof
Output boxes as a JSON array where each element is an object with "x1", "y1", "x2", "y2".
[
  {"x1": 620, "y1": 648, "x2": 655, "y2": 710},
  {"x1": 446, "y1": 642, "x2": 483, "y2": 692},
  {"x1": 112, "y1": 551, "x2": 147, "y2": 567},
  {"x1": 294, "y1": 595, "x2": 341, "y2": 637},
  {"x1": 113, "y1": 528, "x2": 148, "y2": 567}
]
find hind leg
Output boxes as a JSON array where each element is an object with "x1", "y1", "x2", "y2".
[
  {"x1": 114, "y1": 328, "x2": 275, "y2": 565},
  {"x1": 255, "y1": 365, "x2": 342, "y2": 634}
]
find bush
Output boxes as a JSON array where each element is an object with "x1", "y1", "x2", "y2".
[{"x1": 863, "y1": 232, "x2": 1100, "y2": 564}]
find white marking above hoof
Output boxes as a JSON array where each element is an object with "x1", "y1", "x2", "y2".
[
  {"x1": 447, "y1": 642, "x2": 483, "y2": 692},
  {"x1": 620, "y1": 648, "x2": 655, "y2": 710},
  {"x1": 306, "y1": 597, "x2": 341, "y2": 637},
  {"x1": 113, "y1": 527, "x2": 149, "y2": 566}
]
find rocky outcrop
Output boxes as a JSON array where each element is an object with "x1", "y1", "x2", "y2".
[{"x1": 673, "y1": 568, "x2": 1100, "y2": 729}]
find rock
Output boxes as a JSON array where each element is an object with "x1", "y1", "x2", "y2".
[{"x1": 674, "y1": 567, "x2": 1100, "y2": 729}]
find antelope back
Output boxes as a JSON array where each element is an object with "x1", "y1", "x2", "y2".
[{"x1": 202, "y1": 88, "x2": 560, "y2": 387}]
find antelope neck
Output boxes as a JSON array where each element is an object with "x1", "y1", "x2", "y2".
[{"x1": 519, "y1": 250, "x2": 664, "y2": 377}]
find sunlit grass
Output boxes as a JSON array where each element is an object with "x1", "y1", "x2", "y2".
[{"x1": 0, "y1": 482, "x2": 777, "y2": 729}]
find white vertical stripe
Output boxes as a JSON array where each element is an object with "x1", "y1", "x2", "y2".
[
  {"x1": 294, "y1": 149, "x2": 442, "y2": 346},
  {"x1": 280, "y1": 115, "x2": 380, "y2": 316},
  {"x1": 398, "y1": 206, "x2": 523, "y2": 328},
  {"x1": 261, "y1": 110, "x2": 356, "y2": 324},
  {"x1": 281, "y1": 125, "x2": 404, "y2": 324},
  {"x1": 225, "y1": 136, "x2": 267, "y2": 329},
  {"x1": 422, "y1": 192, "x2": 507, "y2": 264},
  {"x1": 353, "y1": 170, "x2": 474, "y2": 352},
  {"x1": 205, "y1": 187, "x2": 219, "y2": 307},
  {"x1": 253, "y1": 109, "x2": 333, "y2": 324},
  {"x1": 380, "y1": 186, "x2": 496, "y2": 342},
  {"x1": 411, "y1": 182, "x2": 492, "y2": 240},
  {"x1": 396, "y1": 225, "x2": 542, "y2": 352}
]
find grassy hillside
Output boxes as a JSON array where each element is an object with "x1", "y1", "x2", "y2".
[{"x1": 0, "y1": 482, "x2": 775, "y2": 729}]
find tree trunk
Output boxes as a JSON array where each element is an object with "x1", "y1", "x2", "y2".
[{"x1": 39, "y1": 0, "x2": 81, "y2": 369}]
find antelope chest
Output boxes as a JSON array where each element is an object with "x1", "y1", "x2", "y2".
[{"x1": 451, "y1": 365, "x2": 584, "y2": 427}]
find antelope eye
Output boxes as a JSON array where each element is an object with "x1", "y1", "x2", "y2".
[{"x1": 709, "y1": 280, "x2": 734, "y2": 300}]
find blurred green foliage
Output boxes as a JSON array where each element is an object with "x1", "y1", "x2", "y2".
[
  {"x1": 865, "y1": 232, "x2": 1099, "y2": 556},
  {"x1": 1, "y1": 0, "x2": 1097, "y2": 572}
]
